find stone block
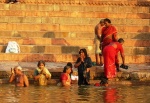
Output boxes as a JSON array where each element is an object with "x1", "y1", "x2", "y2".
[
  {"x1": 0, "y1": 16, "x2": 9, "y2": 23},
  {"x1": 38, "y1": 5, "x2": 54, "y2": 11},
  {"x1": 41, "y1": 17, "x2": 54, "y2": 23},
  {"x1": 20, "y1": 4, "x2": 38, "y2": 10},
  {"x1": 60, "y1": 25, "x2": 93, "y2": 32},
  {"x1": 0, "y1": 4, "x2": 9, "y2": 10},
  {"x1": 43, "y1": 54, "x2": 57, "y2": 62},
  {"x1": 27, "y1": 54, "x2": 43, "y2": 62},
  {"x1": 22, "y1": 17, "x2": 42, "y2": 23},
  {"x1": 44, "y1": 46, "x2": 62, "y2": 54},
  {"x1": 108, "y1": 6, "x2": 118, "y2": 13},
  {"x1": 61, "y1": 46, "x2": 80, "y2": 54}
]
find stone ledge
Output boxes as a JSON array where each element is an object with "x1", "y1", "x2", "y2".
[
  {"x1": 2, "y1": 1, "x2": 150, "y2": 6},
  {"x1": 1, "y1": 66, "x2": 150, "y2": 82}
]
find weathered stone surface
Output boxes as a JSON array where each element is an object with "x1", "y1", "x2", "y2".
[{"x1": 0, "y1": 2, "x2": 149, "y2": 63}]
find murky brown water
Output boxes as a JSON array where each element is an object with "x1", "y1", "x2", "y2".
[{"x1": 0, "y1": 84, "x2": 150, "y2": 103}]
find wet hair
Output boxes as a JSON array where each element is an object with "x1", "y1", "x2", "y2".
[
  {"x1": 79, "y1": 48, "x2": 88, "y2": 57},
  {"x1": 104, "y1": 18, "x2": 111, "y2": 23},
  {"x1": 100, "y1": 77, "x2": 108, "y2": 85},
  {"x1": 14, "y1": 66, "x2": 22, "y2": 71},
  {"x1": 99, "y1": 19, "x2": 104, "y2": 23},
  {"x1": 118, "y1": 38, "x2": 124, "y2": 43},
  {"x1": 37, "y1": 60, "x2": 45, "y2": 67},
  {"x1": 63, "y1": 66, "x2": 71, "y2": 73},
  {"x1": 67, "y1": 62, "x2": 72, "y2": 68}
]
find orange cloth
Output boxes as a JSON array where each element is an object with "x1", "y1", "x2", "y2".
[{"x1": 101, "y1": 25, "x2": 117, "y2": 50}]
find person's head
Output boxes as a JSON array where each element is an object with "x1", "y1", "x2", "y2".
[
  {"x1": 37, "y1": 60, "x2": 45, "y2": 69},
  {"x1": 63, "y1": 66, "x2": 71, "y2": 74},
  {"x1": 100, "y1": 77, "x2": 108, "y2": 87},
  {"x1": 99, "y1": 19, "x2": 105, "y2": 26},
  {"x1": 79, "y1": 48, "x2": 88, "y2": 57},
  {"x1": 14, "y1": 66, "x2": 22, "y2": 74},
  {"x1": 118, "y1": 38, "x2": 124, "y2": 45},
  {"x1": 67, "y1": 62, "x2": 72, "y2": 68},
  {"x1": 104, "y1": 18, "x2": 111, "y2": 27}
]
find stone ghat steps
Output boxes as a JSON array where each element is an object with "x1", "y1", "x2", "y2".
[
  {"x1": 0, "y1": 31, "x2": 94, "y2": 38},
  {"x1": 0, "y1": 3, "x2": 149, "y2": 14},
  {"x1": 0, "y1": 45, "x2": 150, "y2": 56},
  {"x1": 0, "y1": 37, "x2": 150, "y2": 47},
  {"x1": 0, "y1": 53, "x2": 149, "y2": 63},
  {"x1": 0, "y1": 45, "x2": 88, "y2": 54},
  {"x1": 0, "y1": 31, "x2": 150, "y2": 40},
  {"x1": 0, "y1": 23, "x2": 149, "y2": 33},
  {"x1": 0, "y1": 14, "x2": 149, "y2": 25},
  {"x1": 0, "y1": 37, "x2": 94, "y2": 46}
]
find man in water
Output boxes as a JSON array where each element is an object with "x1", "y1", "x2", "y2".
[{"x1": 9, "y1": 66, "x2": 29, "y2": 87}]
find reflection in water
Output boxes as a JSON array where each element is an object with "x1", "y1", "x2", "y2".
[
  {"x1": 0, "y1": 84, "x2": 150, "y2": 103},
  {"x1": 103, "y1": 88, "x2": 118, "y2": 103}
]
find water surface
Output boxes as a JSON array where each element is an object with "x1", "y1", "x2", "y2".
[{"x1": 0, "y1": 84, "x2": 150, "y2": 103}]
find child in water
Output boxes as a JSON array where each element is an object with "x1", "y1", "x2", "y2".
[
  {"x1": 94, "y1": 77, "x2": 108, "y2": 87},
  {"x1": 34, "y1": 60, "x2": 51, "y2": 86}
]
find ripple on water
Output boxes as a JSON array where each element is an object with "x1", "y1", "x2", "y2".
[{"x1": 0, "y1": 84, "x2": 150, "y2": 103}]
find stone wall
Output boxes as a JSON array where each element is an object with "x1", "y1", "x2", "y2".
[{"x1": 0, "y1": 0, "x2": 149, "y2": 63}]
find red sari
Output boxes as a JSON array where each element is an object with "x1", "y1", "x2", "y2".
[
  {"x1": 101, "y1": 25, "x2": 117, "y2": 50},
  {"x1": 103, "y1": 42, "x2": 123, "y2": 79}
]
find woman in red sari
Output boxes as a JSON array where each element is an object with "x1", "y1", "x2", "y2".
[
  {"x1": 103, "y1": 38, "x2": 125, "y2": 79},
  {"x1": 100, "y1": 18, "x2": 120, "y2": 71},
  {"x1": 58, "y1": 66, "x2": 72, "y2": 87},
  {"x1": 100, "y1": 18, "x2": 118, "y2": 51}
]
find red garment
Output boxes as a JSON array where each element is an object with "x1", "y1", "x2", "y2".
[
  {"x1": 115, "y1": 42, "x2": 124, "y2": 67},
  {"x1": 103, "y1": 42, "x2": 123, "y2": 79},
  {"x1": 60, "y1": 73, "x2": 71, "y2": 85},
  {"x1": 60, "y1": 73, "x2": 68, "y2": 82},
  {"x1": 101, "y1": 25, "x2": 117, "y2": 50}
]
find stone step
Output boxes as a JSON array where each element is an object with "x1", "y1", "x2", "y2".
[
  {"x1": 0, "y1": 31, "x2": 94, "y2": 38},
  {"x1": 0, "y1": 3, "x2": 149, "y2": 14},
  {"x1": 0, "y1": 45, "x2": 84, "y2": 54},
  {"x1": 0, "y1": 31, "x2": 150, "y2": 40},
  {"x1": 0, "y1": 45, "x2": 150, "y2": 55},
  {"x1": 0, "y1": 23, "x2": 149, "y2": 33},
  {"x1": 1, "y1": 37, "x2": 150, "y2": 47},
  {"x1": 0, "y1": 15, "x2": 149, "y2": 26},
  {"x1": 0, "y1": 53, "x2": 149, "y2": 63},
  {"x1": 0, "y1": 37, "x2": 94, "y2": 46}
]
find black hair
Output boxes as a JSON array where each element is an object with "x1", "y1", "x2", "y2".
[
  {"x1": 63, "y1": 66, "x2": 71, "y2": 73},
  {"x1": 37, "y1": 60, "x2": 45, "y2": 67},
  {"x1": 67, "y1": 62, "x2": 72, "y2": 68},
  {"x1": 104, "y1": 18, "x2": 111, "y2": 23},
  {"x1": 118, "y1": 38, "x2": 124, "y2": 43},
  {"x1": 100, "y1": 77, "x2": 108, "y2": 85},
  {"x1": 79, "y1": 48, "x2": 88, "y2": 57}
]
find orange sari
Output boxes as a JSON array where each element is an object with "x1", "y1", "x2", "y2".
[{"x1": 101, "y1": 25, "x2": 117, "y2": 50}]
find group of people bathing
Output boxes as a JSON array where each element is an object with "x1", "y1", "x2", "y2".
[
  {"x1": 9, "y1": 51, "x2": 92, "y2": 87},
  {"x1": 9, "y1": 18, "x2": 127, "y2": 87}
]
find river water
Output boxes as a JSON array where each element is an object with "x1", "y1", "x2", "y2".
[{"x1": 0, "y1": 84, "x2": 150, "y2": 103}]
